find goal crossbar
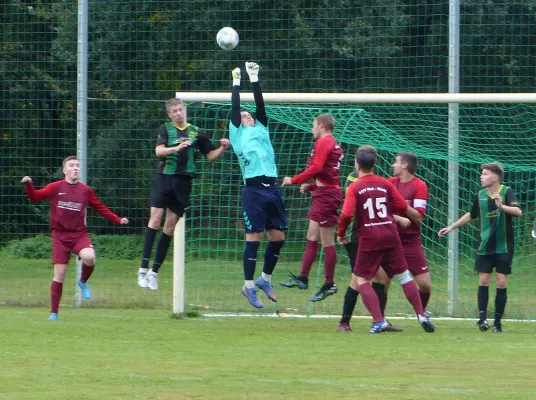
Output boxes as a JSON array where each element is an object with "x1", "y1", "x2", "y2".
[{"x1": 175, "y1": 92, "x2": 536, "y2": 104}]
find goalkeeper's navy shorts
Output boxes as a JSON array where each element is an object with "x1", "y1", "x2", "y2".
[{"x1": 241, "y1": 184, "x2": 288, "y2": 233}]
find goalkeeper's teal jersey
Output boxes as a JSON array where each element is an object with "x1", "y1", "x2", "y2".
[{"x1": 229, "y1": 121, "x2": 278, "y2": 183}]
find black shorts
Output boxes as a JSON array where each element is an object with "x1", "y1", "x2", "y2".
[
  {"x1": 149, "y1": 173, "x2": 192, "y2": 216},
  {"x1": 474, "y1": 252, "x2": 513, "y2": 275}
]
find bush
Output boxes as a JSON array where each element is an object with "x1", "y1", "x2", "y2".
[{"x1": 1, "y1": 234, "x2": 145, "y2": 260}]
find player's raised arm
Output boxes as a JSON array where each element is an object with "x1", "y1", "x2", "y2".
[
  {"x1": 231, "y1": 68, "x2": 241, "y2": 128},
  {"x1": 21, "y1": 178, "x2": 58, "y2": 202},
  {"x1": 246, "y1": 62, "x2": 267, "y2": 127}
]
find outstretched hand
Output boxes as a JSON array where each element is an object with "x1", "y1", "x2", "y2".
[
  {"x1": 438, "y1": 226, "x2": 452, "y2": 237},
  {"x1": 21, "y1": 176, "x2": 33, "y2": 184},
  {"x1": 281, "y1": 177, "x2": 292, "y2": 186},
  {"x1": 120, "y1": 218, "x2": 129, "y2": 225},
  {"x1": 245, "y1": 62, "x2": 259, "y2": 82}
]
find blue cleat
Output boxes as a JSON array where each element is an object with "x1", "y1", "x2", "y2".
[
  {"x1": 241, "y1": 285, "x2": 264, "y2": 309},
  {"x1": 78, "y1": 280, "x2": 92, "y2": 299},
  {"x1": 255, "y1": 277, "x2": 278, "y2": 302},
  {"x1": 48, "y1": 312, "x2": 58, "y2": 321},
  {"x1": 369, "y1": 319, "x2": 386, "y2": 334}
]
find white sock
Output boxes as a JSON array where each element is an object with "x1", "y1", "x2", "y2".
[
  {"x1": 139, "y1": 267, "x2": 148, "y2": 274},
  {"x1": 233, "y1": 79, "x2": 241, "y2": 86},
  {"x1": 261, "y1": 272, "x2": 271, "y2": 282},
  {"x1": 245, "y1": 280, "x2": 255, "y2": 289}
]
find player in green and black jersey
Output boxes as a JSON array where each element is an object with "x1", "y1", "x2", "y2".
[
  {"x1": 438, "y1": 162, "x2": 522, "y2": 333},
  {"x1": 137, "y1": 98, "x2": 231, "y2": 291}
]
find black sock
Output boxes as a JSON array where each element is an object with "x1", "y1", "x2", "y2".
[
  {"x1": 243, "y1": 241, "x2": 260, "y2": 280},
  {"x1": 263, "y1": 240, "x2": 285, "y2": 275},
  {"x1": 372, "y1": 282, "x2": 386, "y2": 317},
  {"x1": 478, "y1": 285, "x2": 489, "y2": 321},
  {"x1": 141, "y1": 228, "x2": 157, "y2": 269},
  {"x1": 151, "y1": 233, "x2": 172, "y2": 273},
  {"x1": 340, "y1": 286, "x2": 359, "y2": 324},
  {"x1": 494, "y1": 288, "x2": 507, "y2": 325}
]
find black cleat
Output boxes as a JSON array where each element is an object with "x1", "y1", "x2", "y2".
[
  {"x1": 477, "y1": 319, "x2": 490, "y2": 332},
  {"x1": 492, "y1": 323, "x2": 503, "y2": 333},
  {"x1": 279, "y1": 272, "x2": 308, "y2": 290},
  {"x1": 310, "y1": 283, "x2": 338, "y2": 302}
]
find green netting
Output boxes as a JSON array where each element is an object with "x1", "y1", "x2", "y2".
[{"x1": 1, "y1": 1, "x2": 535, "y2": 318}]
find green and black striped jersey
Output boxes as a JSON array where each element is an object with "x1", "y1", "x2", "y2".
[
  {"x1": 156, "y1": 123, "x2": 214, "y2": 177},
  {"x1": 470, "y1": 185, "x2": 520, "y2": 255}
]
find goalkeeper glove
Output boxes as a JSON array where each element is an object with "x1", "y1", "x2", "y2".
[
  {"x1": 245, "y1": 62, "x2": 259, "y2": 83},
  {"x1": 232, "y1": 68, "x2": 241, "y2": 86}
]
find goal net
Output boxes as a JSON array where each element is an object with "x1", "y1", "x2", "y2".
[{"x1": 177, "y1": 95, "x2": 535, "y2": 319}]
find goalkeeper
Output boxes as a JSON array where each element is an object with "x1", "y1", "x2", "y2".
[{"x1": 229, "y1": 62, "x2": 288, "y2": 309}]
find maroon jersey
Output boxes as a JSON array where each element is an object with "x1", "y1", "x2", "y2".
[
  {"x1": 291, "y1": 135, "x2": 343, "y2": 187},
  {"x1": 24, "y1": 180, "x2": 121, "y2": 232},
  {"x1": 388, "y1": 176, "x2": 428, "y2": 242},
  {"x1": 338, "y1": 174, "x2": 409, "y2": 250}
]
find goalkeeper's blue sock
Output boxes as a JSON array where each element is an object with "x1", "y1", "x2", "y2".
[
  {"x1": 243, "y1": 241, "x2": 260, "y2": 284},
  {"x1": 263, "y1": 240, "x2": 285, "y2": 276}
]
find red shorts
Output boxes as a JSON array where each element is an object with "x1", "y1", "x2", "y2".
[
  {"x1": 308, "y1": 186, "x2": 342, "y2": 228},
  {"x1": 354, "y1": 244, "x2": 408, "y2": 280},
  {"x1": 51, "y1": 230, "x2": 93, "y2": 264},
  {"x1": 402, "y1": 241, "x2": 428, "y2": 277}
]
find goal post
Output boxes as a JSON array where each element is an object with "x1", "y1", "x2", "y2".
[{"x1": 172, "y1": 92, "x2": 536, "y2": 318}]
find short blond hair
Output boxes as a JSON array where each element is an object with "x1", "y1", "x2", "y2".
[
  {"x1": 62, "y1": 156, "x2": 78, "y2": 168},
  {"x1": 166, "y1": 98, "x2": 185, "y2": 113}
]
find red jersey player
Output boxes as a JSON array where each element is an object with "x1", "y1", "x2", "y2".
[
  {"x1": 388, "y1": 152, "x2": 432, "y2": 314},
  {"x1": 280, "y1": 114, "x2": 344, "y2": 302},
  {"x1": 21, "y1": 156, "x2": 129, "y2": 321},
  {"x1": 337, "y1": 146, "x2": 435, "y2": 333}
]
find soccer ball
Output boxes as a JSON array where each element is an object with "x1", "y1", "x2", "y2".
[{"x1": 216, "y1": 27, "x2": 239, "y2": 50}]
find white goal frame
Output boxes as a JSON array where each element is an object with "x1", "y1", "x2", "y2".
[{"x1": 172, "y1": 92, "x2": 536, "y2": 316}]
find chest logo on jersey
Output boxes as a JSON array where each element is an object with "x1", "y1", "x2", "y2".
[
  {"x1": 486, "y1": 209, "x2": 501, "y2": 218},
  {"x1": 58, "y1": 201, "x2": 83, "y2": 212}
]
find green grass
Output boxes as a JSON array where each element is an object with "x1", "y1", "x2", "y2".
[
  {"x1": 2, "y1": 308, "x2": 536, "y2": 400},
  {"x1": 1, "y1": 256, "x2": 536, "y2": 319}
]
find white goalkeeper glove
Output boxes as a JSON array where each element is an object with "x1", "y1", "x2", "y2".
[
  {"x1": 232, "y1": 67, "x2": 241, "y2": 86},
  {"x1": 245, "y1": 62, "x2": 259, "y2": 83}
]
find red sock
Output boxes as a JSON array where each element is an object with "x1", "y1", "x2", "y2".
[
  {"x1": 323, "y1": 245, "x2": 337, "y2": 285},
  {"x1": 80, "y1": 264, "x2": 94, "y2": 283},
  {"x1": 299, "y1": 240, "x2": 318, "y2": 278},
  {"x1": 420, "y1": 290, "x2": 431, "y2": 310},
  {"x1": 402, "y1": 281, "x2": 424, "y2": 315},
  {"x1": 359, "y1": 282, "x2": 383, "y2": 323},
  {"x1": 50, "y1": 280, "x2": 63, "y2": 313}
]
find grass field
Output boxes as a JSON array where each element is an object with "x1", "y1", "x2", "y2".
[
  {"x1": 2, "y1": 308, "x2": 536, "y2": 400},
  {"x1": 1, "y1": 256, "x2": 536, "y2": 319}
]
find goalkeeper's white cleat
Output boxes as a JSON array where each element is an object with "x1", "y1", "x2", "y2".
[
  {"x1": 147, "y1": 270, "x2": 158, "y2": 291},
  {"x1": 232, "y1": 67, "x2": 241, "y2": 80},
  {"x1": 138, "y1": 268, "x2": 149, "y2": 288},
  {"x1": 245, "y1": 62, "x2": 259, "y2": 82}
]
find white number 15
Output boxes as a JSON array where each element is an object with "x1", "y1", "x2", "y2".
[{"x1": 363, "y1": 197, "x2": 387, "y2": 219}]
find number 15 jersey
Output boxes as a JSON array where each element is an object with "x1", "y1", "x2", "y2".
[{"x1": 338, "y1": 174, "x2": 409, "y2": 251}]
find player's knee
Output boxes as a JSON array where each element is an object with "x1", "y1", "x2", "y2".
[
  {"x1": 269, "y1": 240, "x2": 285, "y2": 254},
  {"x1": 162, "y1": 227, "x2": 174, "y2": 236},
  {"x1": 81, "y1": 255, "x2": 95, "y2": 266},
  {"x1": 393, "y1": 270, "x2": 413, "y2": 285}
]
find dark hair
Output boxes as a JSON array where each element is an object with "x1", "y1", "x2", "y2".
[
  {"x1": 398, "y1": 152, "x2": 418, "y2": 174},
  {"x1": 315, "y1": 114, "x2": 336, "y2": 131},
  {"x1": 355, "y1": 145, "x2": 378, "y2": 172},
  {"x1": 62, "y1": 156, "x2": 78, "y2": 168},
  {"x1": 481, "y1": 161, "x2": 504, "y2": 180}
]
